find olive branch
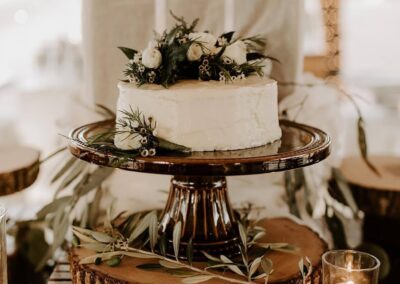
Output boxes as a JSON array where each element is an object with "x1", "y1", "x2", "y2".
[{"x1": 72, "y1": 207, "x2": 299, "y2": 284}]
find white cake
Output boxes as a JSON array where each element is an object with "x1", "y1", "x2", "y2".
[{"x1": 114, "y1": 76, "x2": 281, "y2": 152}]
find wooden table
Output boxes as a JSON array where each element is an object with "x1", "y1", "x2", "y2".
[
  {"x1": 50, "y1": 218, "x2": 327, "y2": 284},
  {"x1": 340, "y1": 155, "x2": 400, "y2": 283},
  {"x1": 0, "y1": 145, "x2": 40, "y2": 196}
]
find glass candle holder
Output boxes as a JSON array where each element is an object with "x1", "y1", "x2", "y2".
[
  {"x1": 322, "y1": 250, "x2": 380, "y2": 284},
  {"x1": 0, "y1": 207, "x2": 7, "y2": 284}
]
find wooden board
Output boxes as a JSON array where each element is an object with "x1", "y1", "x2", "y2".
[
  {"x1": 341, "y1": 156, "x2": 400, "y2": 217},
  {"x1": 0, "y1": 146, "x2": 40, "y2": 196},
  {"x1": 68, "y1": 218, "x2": 326, "y2": 284}
]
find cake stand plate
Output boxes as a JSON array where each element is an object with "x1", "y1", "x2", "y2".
[{"x1": 68, "y1": 119, "x2": 330, "y2": 258}]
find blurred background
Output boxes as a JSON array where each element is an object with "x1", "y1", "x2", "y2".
[{"x1": 0, "y1": 0, "x2": 399, "y2": 283}]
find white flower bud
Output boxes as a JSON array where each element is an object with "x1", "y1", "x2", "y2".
[
  {"x1": 187, "y1": 43, "x2": 203, "y2": 61},
  {"x1": 222, "y1": 40, "x2": 247, "y2": 65},
  {"x1": 142, "y1": 47, "x2": 162, "y2": 69},
  {"x1": 140, "y1": 149, "x2": 149, "y2": 157},
  {"x1": 149, "y1": 148, "x2": 156, "y2": 156},
  {"x1": 188, "y1": 32, "x2": 217, "y2": 54}
]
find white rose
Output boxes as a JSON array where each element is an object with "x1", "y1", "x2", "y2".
[
  {"x1": 189, "y1": 32, "x2": 217, "y2": 54},
  {"x1": 141, "y1": 47, "x2": 162, "y2": 69},
  {"x1": 222, "y1": 40, "x2": 247, "y2": 65},
  {"x1": 186, "y1": 43, "x2": 203, "y2": 61}
]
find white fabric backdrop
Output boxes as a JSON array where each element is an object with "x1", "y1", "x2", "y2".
[{"x1": 82, "y1": 0, "x2": 304, "y2": 109}]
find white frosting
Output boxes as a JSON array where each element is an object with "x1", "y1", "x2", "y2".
[{"x1": 115, "y1": 76, "x2": 282, "y2": 151}]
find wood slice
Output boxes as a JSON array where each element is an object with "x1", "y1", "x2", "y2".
[
  {"x1": 0, "y1": 146, "x2": 40, "y2": 196},
  {"x1": 69, "y1": 218, "x2": 326, "y2": 284},
  {"x1": 340, "y1": 156, "x2": 400, "y2": 218}
]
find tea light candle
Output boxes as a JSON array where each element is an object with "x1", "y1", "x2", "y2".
[{"x1": 322, "y1": 250, "x2": 380, "y2": 284}]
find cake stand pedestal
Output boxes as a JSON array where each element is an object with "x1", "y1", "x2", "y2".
[{"x1": 69, "y1": 119, "x2": 330, "y2": 260}]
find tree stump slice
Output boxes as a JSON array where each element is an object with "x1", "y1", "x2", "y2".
[
  {"x1": 340, "y1": 156, "x2": 400, "y2": 218},
  {"x1": 69, "y1": 218, "x2": 326, "y2": 284},
  {"x1": 0, "y1": 146, "x2": 40, "y2": 196}
]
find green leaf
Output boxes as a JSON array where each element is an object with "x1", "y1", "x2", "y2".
[
  {"x1": 238, "y1": 222, "x2": 247, "y2": 248},
  {"x1": 182, "y1": 275, "x2": 214, "y2": 284},
  {"x1": 136, "y1": 263, "x2": 163, "y2": 270},
  {"x1": 121, "y1": 251, "x2": 156, "y2": 259},
  {"x1": 261, "y1": 257, "x2": 273, "y2": 276},
  {"x1": 298, "y1": 256, "x2": 312, "y2": 279},
  {"x1": 80, "y1": 250, "x2": 156, "y2": 265},
  {"x1": 91, "y1": 231, "x2": 114, "y2": 243},
  {"x1": 159, "y1": 260, "x2": 185, "y2": 269},
  {"x1": 79, "y1": 243, "x2": 110, "y2": 252},
  {"x1": 249, "y1": 257, "x2": 262, "y2": 278},
  {"x1": 104, "y1": 206, "x2": 113, "y2": 230},
  {"x1": 332, "y1": 168, "x2": 359, "y2": 214},
  {"x1": 36, "y1": 207, "x2": 70, "y2": 270},
  {"x1": 51, "y1": 156, "x2": 77, "y2": 183},
  {"x1": 173, "y1": 221, "x2": 182, "y2": 260},
  {"x1": 186, "y1": 237, "x2": 193, "y2": 266},
  {"x1": 77, "y1": 167, "x2": 114, "y2": 196},
  {"x1": 36, "y1": 195, "x2": 72, "y2": 219},
  {"x1": 158, "y1": 138, "x2": 191, "y2": 153},
  {"x1": 252, "y1": 231, "x2": 266, "y2": 242},
  {"x1": 256, "y1": 243, "x2": 298, "y2": 254},
  {"x1": 149, "y1": 211, "x2": 159, "y2": 251},
  {"x1": 220, "y1": 31, "x2": 235, "y2": 43},
  {"x1": 118, "y1": 46, "x2": 138, "y2": 59},
  {"x1": 201, "y1": 251, "x2": 220, "y2": 263},
  {"x1": 159, "y1": 233, "x2": 167, "y2": 256},
  {"x1": 220, "y1": 255, "x2": 245, "y2": 276},
  {"x1": 95, "y1": 104, "x2": 116, "y2": 119},
  {"x1": 55, "y1": 161, "x2": 86, "y2": 197},
  {"x1": 128, "y1": 211, "x2": 153, "y2": 243},
  {"x1": 87, "y1": 187, "x2": 103, "y2": 228},
  {"x1": 357, "y1": 117, "x2": 380, "y2": 176},
  {"x1": 253, "y1": 273, "x2": 268, "y2": 280},
  {"x1": 246, "y1": 52, "x2": 266, "y2": 61},
  {"x1": 72, "y1": 229, "x2": 97, "y2": 243}
]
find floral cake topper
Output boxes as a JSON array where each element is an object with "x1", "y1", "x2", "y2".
[{"x1": 119, "y1": 12, "x2": 277, "y2": 87}]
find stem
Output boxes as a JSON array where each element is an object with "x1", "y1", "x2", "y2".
[{"x1": 124, "y1": 247, "x2": 255, "y2": 284}]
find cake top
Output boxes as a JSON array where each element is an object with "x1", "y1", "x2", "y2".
[
  {"x1": 118, "y1": 76, "x2": 276, "y2": 91},
  {"x1": 119, "y1": 12, "x2": 277, "y2": 88}
]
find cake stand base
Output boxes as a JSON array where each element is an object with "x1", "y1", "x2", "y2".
[{"x1": 159, "y1": 176, "x2": 239, "y2": 259}]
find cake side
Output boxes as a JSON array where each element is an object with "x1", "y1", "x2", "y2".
[{"x1": 114, "y1": 76, "x2": 282, "y2": 152}]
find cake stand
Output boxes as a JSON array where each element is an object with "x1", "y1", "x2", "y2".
[{"x1": 68, "y1": 119, "x2": 330, "y2": 259}]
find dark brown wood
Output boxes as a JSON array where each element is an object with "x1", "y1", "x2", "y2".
[
  {"x1": 159, "y1": 176, "x2": 239, "y2": 259},
  {"x1": 340, "y1": 156, "x2": 400, "y2": 218},
  {"x1": 68, "y1": 218, "x2": 326, "y2": 284},
  {"x1": 0, "y1": 146, "x2": 40, "y2": 196},
  {"x1": 68, "y1": 119, "x2": 331, "y2": 176}
]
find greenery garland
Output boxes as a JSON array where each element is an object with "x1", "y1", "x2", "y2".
[{"x1": 119, "y1": 11, "x2": 277, "y2": 87}]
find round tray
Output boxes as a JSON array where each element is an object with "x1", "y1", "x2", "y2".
[{"x1": 69, "y1": 119, "x2": 331, "y2": 176}]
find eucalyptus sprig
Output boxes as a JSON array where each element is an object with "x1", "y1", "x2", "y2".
[{"x1": 84, "y1": 106, "x2": 191, "y2": 158}]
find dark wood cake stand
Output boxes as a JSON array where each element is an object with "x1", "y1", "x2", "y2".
[{"x1": 69, "y1": 119, "x2": 330, "y2": 260}]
